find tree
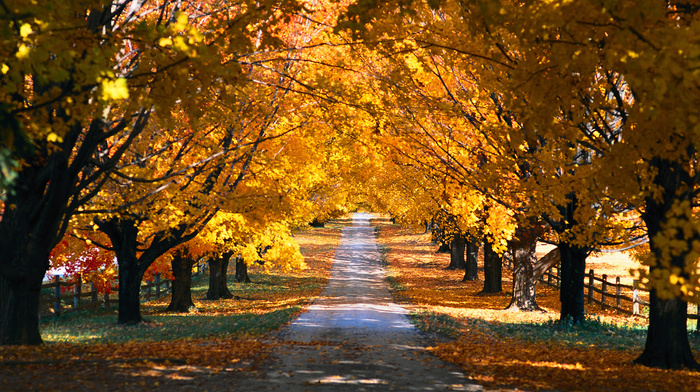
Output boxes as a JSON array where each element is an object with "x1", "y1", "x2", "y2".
[
  {"x1": 206, "y1": 251, "x2": 235, "y2": 300},
  {"x1": 0, "y1": 0, "x2": 308, "y2": 338},
  {"x1": 480, "y1": 241, "x2": 502, "y2": 294},
  {"x1": 462, "y1": 240, "x2": 479, "y2": 282},
  {"x1": 166, "y1": 247, "x2": 198, "y2": 312},
  {"x1": 0, "y1": 0, "x2": 200, "y2": 344}
]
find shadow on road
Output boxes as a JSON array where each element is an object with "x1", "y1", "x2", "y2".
[{"x1": 251, "y1": 213, "x2": 483, "y2": 391}]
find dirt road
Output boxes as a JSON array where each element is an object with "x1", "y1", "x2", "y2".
[{"x1": 249, "y1": 213, "x2": 482, "y2": 391}]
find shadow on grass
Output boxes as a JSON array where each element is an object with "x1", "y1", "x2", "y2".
[
  {"x1": 409, "y1": 310, "x2": 654, "y2": 351},
  {"x1": 41, "y1": 306, "x2": 301, "y2": 344}
]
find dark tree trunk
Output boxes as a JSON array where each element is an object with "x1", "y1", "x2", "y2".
[
  {"x1": 506, "y1": 226, "x2": 540, "y2": 311},
  {"x1": 310, "y1": 218, "x2": 325, "y2": 228},
  {"x1": 448, "y1": 235, "x2": 466, "y2": 270},
  {"x1": 634, "y1": 292, "x2": 698, "y2": 369},
  {"x1": 551, "y1": 194, "x2": 589, "y2": 324},
  {"x1": 207, "y1": 252, "x2": 234, "y2": 300},
  {"x1": 481, "y1": 241, "x2": 502, "y2": 294},
  {"x1": 235, "y1": 257, "x2": 251, "y2": 283},
  {"x1": 117, "y1": 259, "x2": 145, "y2": 325},
  {"x1": 462, "y1": 241, "x2": 479, "y2": 281},
  {"x1": 0, "y1": 273, "x2": 44, "y2": 345},
  {"x1": 0, "y1": 226, "x2": 53, "y2": 345},
  {"x1": 559, "y1": 242, "x2": 588, "y2": 324},
  {"x1": 0, "y1": 156, "x2": 70, "y2": 345},
  {"x1": 101, "y1": 219, "x2": 147, "y2": 325},
  {"x1": 634, "y1": 156, "x2": 699, "y2": 369},
  {"x1": 436, "y1": 242, "x2": 450, "y2": 253},
  {"x1": 98, "y1": 218, "x2": 194, "y2": 325},
  {"x1": 167, "y1": 248, "x2": 196, "y2": 312}
]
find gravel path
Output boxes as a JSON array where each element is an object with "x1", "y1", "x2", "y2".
[{"x1": 250, "y1": 213, "x2": 482, "y2": 391}]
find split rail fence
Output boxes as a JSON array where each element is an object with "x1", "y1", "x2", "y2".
[
  {"x1": 39, "y1": 262, "x2": 208, "y2": 320},
  {"x1": 536, "y1": 263, "x2": 700, "y2": 328}
]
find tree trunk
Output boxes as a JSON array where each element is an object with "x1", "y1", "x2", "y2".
[
  {"x1": 167, "y1": 249, "x2": 196, "y2": 312},
  {"x1": 448, "y1": 235, "x2": 466, "y2": 270},
  {"x1": 634, "y1": 156, "x2": 699, "y2": 369},
  {"x1": 0, "y1": 234, "x2": 51, "y2": 345},
  {"x1": 480, "y1": 241, "x2": 502, "y2": 294},
  {"x1": 506, "y1": 226, "x2": 540, "y2": 311},
  {"x1": 436, "y1": 242, "x2": 450, "y2": 253},
  {"x1": 117, "y1": 259, "x2": 145, "y2": 325},
  {"x1": 235, "y1": 256, "x2": 251, "y2": 283},
  {"x1": 634, "y1": 292, "x2": 698, "y2": 369},
  {"x1": 559, "y1": 242, "x2": 588, "y2": 323},
  {"x1": 462, "y1": 241, "x2": 479, "y2": 281},
  {"x1": 207, "y1": 252, "x2": 234, "y2": 300},
  {"x1": 98, "y1": 218, "x2": 193, "y2": 325},
  {"x1": 98, "y1": 219, "x2": 147, "y2": 325},
  {"x1": 0, "y1": 274, "x2": 44, "y2": 345},
  {"x1": 0, "y1": 158, "x2": 68, "y2": 345}
]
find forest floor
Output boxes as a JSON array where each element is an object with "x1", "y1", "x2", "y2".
[{"x1": 373, "y1": 216, "x2": 700, "y2": 391}]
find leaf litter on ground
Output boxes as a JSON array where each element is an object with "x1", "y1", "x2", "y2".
[{"x1": 374, "y1": 219, "x2": 700, "y2": 392}]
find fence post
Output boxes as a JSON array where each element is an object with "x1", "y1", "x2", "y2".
[
  {"x1": 587, "y1": 269, "x2": 594, "y2": 304},
  {"x1": 155, "y1": 274, "x2": 161, "y2": 297},
  {"x1": 556, "y1": 266, "x2": 561, "y2": 288},
  {"x1": 632, "y1": 280, "x2": 640, "y2": 316},
  {"x1": 91, "y1": 282, "x2": 97, "y2": 305},
  {"x1": 74, "y1": 274, "x2": 82, "y2": 310},
  {"x1": 54, "y1": 276, "x2": 61, "y2": 317},
  {"x1": 616, "y1": 277, "x2": 621, "y2": 310},
  {"x1": 601, "y1": 274, "x2": 608, "y2": 309}
]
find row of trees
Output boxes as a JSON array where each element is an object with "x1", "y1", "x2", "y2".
[
  {"x1": 0, "y1": 0, "x2": 358, "y2": 345},
  {"x1": 333, "y1": 0, "x2": 700, "y2": 370},
  {"x1": 1, "y1": 0, "x2": 699, "y2": 372}
]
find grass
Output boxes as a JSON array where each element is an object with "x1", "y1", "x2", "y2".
[
  {"x1": 41, "y1": 307, "x2": 302, "y2": 344},
  {"x1": 409, "y1": 310, "x2": 650, "y2": 351}
]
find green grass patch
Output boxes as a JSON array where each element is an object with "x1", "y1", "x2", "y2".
[
  {"x1": 409, "y1": 311, "x2": 463, "y2": 339},
  {"x1": 386, "y1": 275, "x2": 405, "y2": 292},
  {"x1": 40, "y1": 307, "x2": 300, "y2": 344},
  {"x1": 409, "y1": 310, "x2": 654, "y2": 351},
  {"x1": 39, "y1": 268, "x2": 321, "y2": 344},
  {"x1": 470, "y1": 315, "x2": 648, "y2": 351}
]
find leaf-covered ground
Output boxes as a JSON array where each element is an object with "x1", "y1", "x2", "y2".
[
  {"x1": 374, "y1": 218, "x2": 700, "y2": 392},
  {"x1": 0, "y1": 222, "x2": 344, "y2": 392}
]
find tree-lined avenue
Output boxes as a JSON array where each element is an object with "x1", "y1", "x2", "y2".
[{"x1": 249, "y1": 212, "x2": 480, "y2": 391}]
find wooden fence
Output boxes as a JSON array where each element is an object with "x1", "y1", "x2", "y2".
[
  {"x1": 40, "y1": 262, "x2": 208, "y2": 319},
  {"x1": 536, "y1": 263, "x2": 700, "y2": 327}
]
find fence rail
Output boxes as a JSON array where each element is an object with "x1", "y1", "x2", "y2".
[
  {"x1": 536, "y1": 263, "x2": 700, "y2": 325},
  {"x1": 40, "y1": 262, "x2": 208, "y2": 319}
]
